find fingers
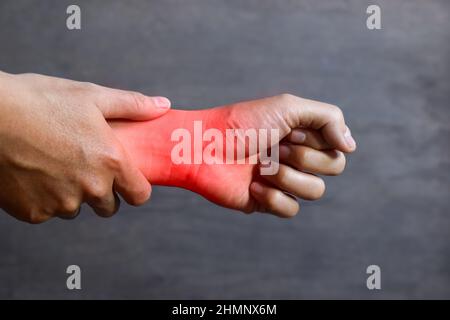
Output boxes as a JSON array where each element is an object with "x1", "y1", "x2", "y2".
[
  {"x1": 86, "y1": 188, "x2": 120, "y2": 218},
  {"x1": 275, "y1": 94, "x2": 357, "y2": 153},
  {"x1": 279, "y1": 144, "x2": 346, "y2": 176},
  {"x1": 94, "y1": 86, "x2": 171, "y2": 120},
  {"x1": 284, "y1": 128, "x2": 332, "y2": 150},
  {"x1": 82, "y1": 140, "x2": 150, "y2": 217},
  {"x1": 261, "y1": 164, "x2": 325, "y2": 200},
  {"x1": 112, "y1": 143, "x2": 152, "y2": 206},
  {"x1": 298, "y1": 97, "x2": 355, "y2": 152},
  {"x1": 250, "y1": 182, "x2": 300, "y2": 218},
  {"x1": 344, "y1": 127, "x2": 356, "y2": 151}
]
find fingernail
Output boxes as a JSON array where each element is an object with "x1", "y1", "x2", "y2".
[
  {"x1": 251, "y1": 182, "x2": 264, "y2": 194},
  {"x1": 153, "y1": 96, "x2": 171, "y2": 109},
  {"x1": 279, "y1": 144, "x2": 291, "y2": 158},
  {"x1": 290, "y1": 129, "x2": 306, "y2": 143},
  {"x1": 344, "y1": 127, "x2": 356, "y2": 149}
]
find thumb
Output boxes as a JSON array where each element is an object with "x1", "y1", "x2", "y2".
[
  {"x1": 281, "y1": 95, "x2": 357, "y2": 153},
  {"x1": 95, "y1": 86, "x2": 171, "y2": 120}
]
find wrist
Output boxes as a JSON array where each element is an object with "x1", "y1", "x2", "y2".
[{"x1": 112, "y1": 107, "x2": 231, "y2": 189}]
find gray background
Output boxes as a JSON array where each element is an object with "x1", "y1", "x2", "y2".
[{"x1": 0, "y1": 0, "x2": 448, "y2": 299}]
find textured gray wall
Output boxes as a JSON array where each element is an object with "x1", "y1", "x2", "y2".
[{"x1": 0, "y1": 0, "x2": 448, "y2": 299}]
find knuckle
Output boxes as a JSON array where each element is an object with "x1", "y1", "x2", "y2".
[
  {"x1": 128, "y1": 91, "x2": 146, "y2": 111},
  {"x1": 278, "y1": 93, "x2": 298, "y2": 103},
  {"x1": 99, "y1": 145, "x2": 124, "y2": 172},
  {"x1": 92, "y1": 186, "x2": 110, "y2": 202},
  {"x1": 60, "y1": 197, "x2": 80, "y2": 213},
  {"x1": 21, "y1": 72, "x2": 38, "y2": 79},
  {"x1": 328, "y1": 104, "x2": 344, "y2": 121},
  {"x1": 70, "y1": 81, "x2": 98, "y2": 94},
  {"x1": 85, "y1": 180, "x2": 111, "y2": 202},
  {"x1": 81, "y1": 81, "x2": 99, "y2": 91}
]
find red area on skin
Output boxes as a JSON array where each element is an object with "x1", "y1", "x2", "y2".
[{"x1": 110, "y1": 108, "x2": 259, "y2": 212}]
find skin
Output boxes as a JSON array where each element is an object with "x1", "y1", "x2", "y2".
[
  {"x1": 0, "y1": 71, "x2": 171, "y2": 223},
  {"x1": 111, "y1": 94, "x2": 357, "y2": 218}
]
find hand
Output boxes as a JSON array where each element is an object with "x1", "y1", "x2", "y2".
[
  {"x1": 111, "y1": 94, "x2": 356, "y2": 218},
  {"x1": 0, "y1": 71, "x2": 171, "y2": 223},
  {"x1": 224, "y1": 94, "x2": 356, "y2": 217}
]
